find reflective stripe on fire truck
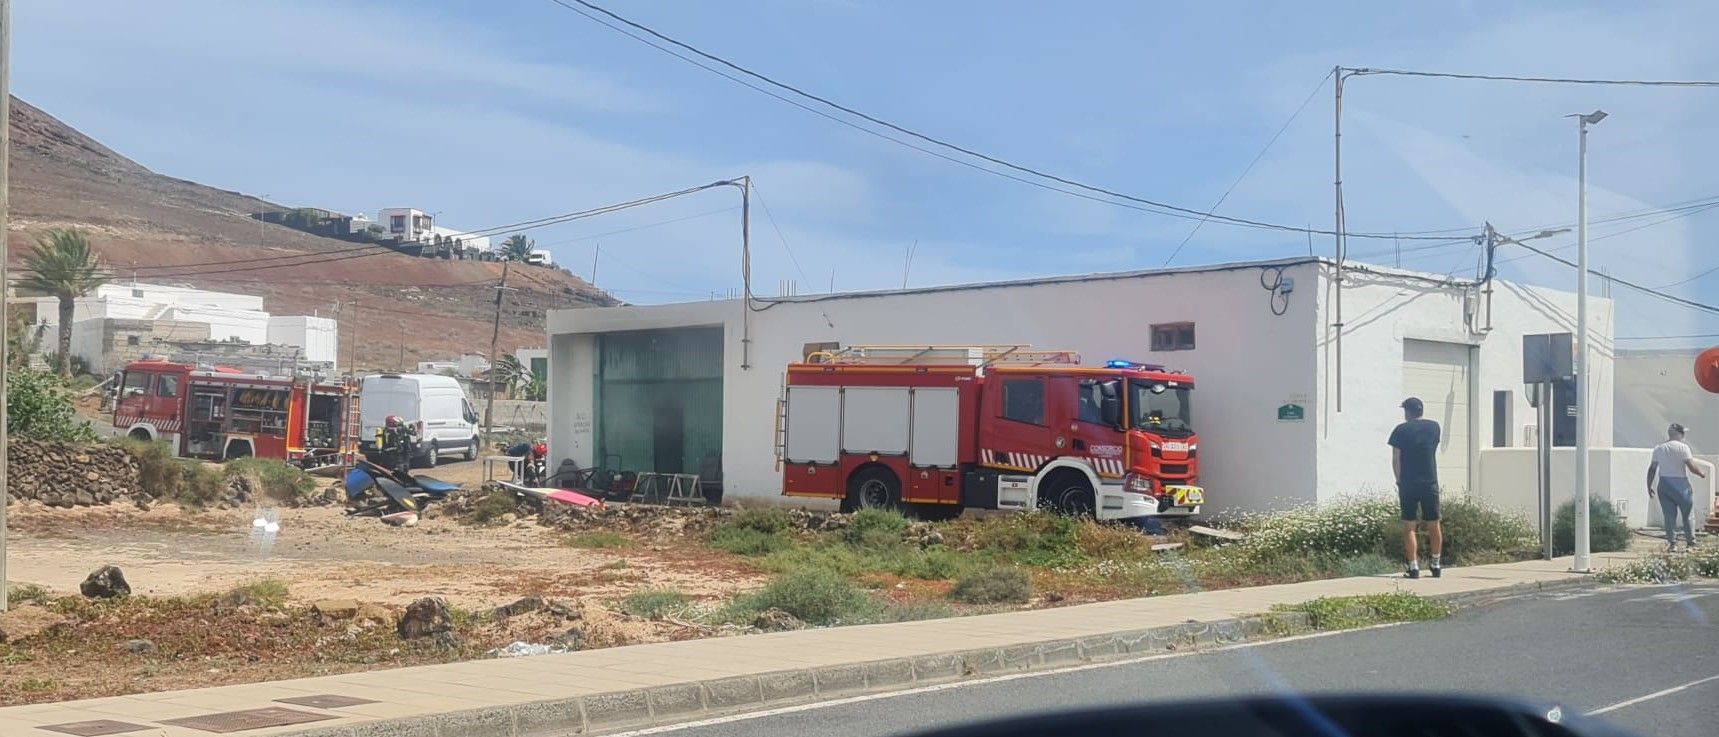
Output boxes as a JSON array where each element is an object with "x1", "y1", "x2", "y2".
[
  {"x1": 117, "y1": 415, "x2": 181, "y2": 433},
  {"x1": 980, "y1": 450, "x2": 1126, "y2": 478}
]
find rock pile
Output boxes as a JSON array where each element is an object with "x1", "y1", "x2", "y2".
[{"x1": 5, "y1": 439, "x2": 142, "y2": 507}]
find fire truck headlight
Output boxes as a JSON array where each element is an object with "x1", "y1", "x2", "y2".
[{"x1": 1123, "y1": 473, "x2": 1155, "y2": 495}]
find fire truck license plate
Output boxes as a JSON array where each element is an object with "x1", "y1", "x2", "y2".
[{"x1": 1167, "y1": 486, "x2": 1204, "y2": 506}]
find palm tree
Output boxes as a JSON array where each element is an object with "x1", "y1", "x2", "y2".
[
  {"x1": 19, "y1": 229, "x2": 108, "y2": 377},
  {"x1": 500, "y1": 233, "x2": 535, "y2": 262},
  {"x1": 493, "y1": 353, "x2": 528, "y2": 395}
]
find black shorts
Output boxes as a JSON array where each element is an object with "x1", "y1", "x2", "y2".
[{"x1": 1398, "y1": 484, "x2": 1441, "y2": 521}]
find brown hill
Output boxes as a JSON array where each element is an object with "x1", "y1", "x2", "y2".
[{"x1": 5, "y1": 96, "x2": 615, "y2": 370}]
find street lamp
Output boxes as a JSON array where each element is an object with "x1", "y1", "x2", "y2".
[{"x1": 1567, "y1": 109, "x2": 1605, "y2": 572}]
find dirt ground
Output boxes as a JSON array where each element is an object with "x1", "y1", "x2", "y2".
[{"x1": 6, "y1": 460, "x2": 761, "y2": 609}]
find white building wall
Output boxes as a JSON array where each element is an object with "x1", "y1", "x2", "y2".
[
  {"x1": 266, "y1": 315, "x2": 339, "y2": 365},
  {"x1": 551, "y1": 260, "x2": 1323, "y2": 513},
  {"x1": 160, "y1": 306, "x2": 269, "y2": 344},
  {"x1": 1614, "y1": 348, "x2": 1719, "y2": 449},
  {"x1": 1309, "y1": 265, "x2": 1614, "y2": 502},
  {"x1": 1477, "y1": 447, "x2": 1714, "y2": 531}
]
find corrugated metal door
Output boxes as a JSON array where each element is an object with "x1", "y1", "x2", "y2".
[
  {"x1": 1402, "y1": 339, "x2": 1473, "y2": 491},
  {"x1": 596, "y1": 328, "x2": 723, "y2": 474}
]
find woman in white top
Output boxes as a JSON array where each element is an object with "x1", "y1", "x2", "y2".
[{"x1": 1647, "y1": 423, "x2": 1707, "y2": 551}]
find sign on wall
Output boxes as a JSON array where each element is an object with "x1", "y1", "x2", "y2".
[{"x1": 1277, "y1": 403, "x2": 1306, "y2": 422}]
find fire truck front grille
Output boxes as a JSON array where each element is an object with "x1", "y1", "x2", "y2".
[{"x1": 1159, "y1": 464, "x2": 1190, "y2": 475}]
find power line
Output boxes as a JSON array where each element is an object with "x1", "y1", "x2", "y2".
[
  {"x1": 1655, "y1": 263, "x2": 1719, "y2": 290},
  {"x1": 1350, "y1": 67, "x2": 1719, "y2": 87},
  {"x1": 1509, "y1": 239, "x2": 1719, "y2": 316},
  {"x1": 545, "y1": 0, "x2": 1461, "y2": 242},
  {"x1": 1163, "y1": 70, "x2": 1333, "y2": 265},
  {"x1": 534, "y1": 206, "x2": 739, "y2": 246},
  {"x1": 1615, "y1": 333, "x2": 1719, "y2": 341},
  {"x1": 1493, "y1": 201, "x2": 1719, "y2": 267}
]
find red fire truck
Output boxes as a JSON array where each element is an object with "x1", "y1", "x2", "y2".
[
  {"x1": 776, "y1": 345, "x2": 1203, "y2": 521},
  {"x1": 112, "y1": 359, "x2": 361, "y2": 468}
]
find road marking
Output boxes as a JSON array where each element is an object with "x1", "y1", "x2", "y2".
[
  {"x1": 1585, "y1": 673, "x2": 1719, "y2": 716},
  {"x1": 600, "y1": 623, "x2": 1410, "y2": 737}
]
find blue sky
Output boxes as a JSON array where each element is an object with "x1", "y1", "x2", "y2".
[{"x1": 14, "y1": 1, "x2": 1719, "y2": 341}]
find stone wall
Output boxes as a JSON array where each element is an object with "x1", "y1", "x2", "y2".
[{"x1": 4, "y1": 439, "x2": 143, "y2": 507}]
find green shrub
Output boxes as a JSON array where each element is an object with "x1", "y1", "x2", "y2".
[
  {"x1": 1237, "y1": 496, "x2": 1534, "y2": 566},
  {"x1": 1331, "y1": 553, "x2": 1400, "y2": 578},
  {"x1": 1274, "y1": 592, "x2": 1450, "y2": 630},
  {"x1": 761, "y1": 542, "x2": 969, "y2": 580},
  {"x1": 223, "y1": 458, "x2": 316, "y2": 504},
  {"x1": 1438, "y1": 497, "x2": 1536, "y2": 563},
  {"x1": 730, "y1": 569, "x2": 878, "y2": 626},
  {"x1": 225, "y1": 579, "x2": 290, "y2": 608},
  {"x1": 843, "y1": 508, "x2": 910, "y2": 547},
  {"x1": 729, "y1": 507, "x2": 791, "y2": 534},
  {"x1": 1075, "y1": 521, "x2": 1153, "y2": 561},
  {"x1": 621, "y1": 588, "x2": 690, "y2": 619},
  {"x1": 1553, "y1": 498, "x2": 1630, "y2": 556},
  {"x1": 710, "y1": 525, "x2": 792, "y2": 556},
  {"x1": 564, "y1": 531, "x2": 634, "y2": 549},
  {"x1": 948, "y1": 566, "x2": 1033, "y2": 604},
  {"x1": 8, "y1": 368, "x2": 97, "y2": 442},
  {"x1": 463, "y1": 488, "x2": 519, "y2": 526},
  {"x1": 7, "y1": 583, "x2": 52, "y2": 605},
  {"x1": 1597, "y1": 547, "x2": 1719, "y2": 584},
  {"x1": 962, "y1": 513, "x2": 1084, "y2": 567},
  {"x1": 115, "y1": 439, "x2": 225, "y2": 506}
]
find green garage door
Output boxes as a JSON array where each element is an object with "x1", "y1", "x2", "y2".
[{"x1": 596, "y1": 327, "x2": 723, "y2": 475}]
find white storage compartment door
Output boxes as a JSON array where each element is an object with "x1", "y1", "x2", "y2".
[
  {"x1": 842, "y1": 387, "x2": 911, "y2": 455},
  {"x1": 909, "y1": 388, "x2": 960, "y2": 467},
  {"x1": 784, "y1": 386, "x2": 841, "y2": 463}
]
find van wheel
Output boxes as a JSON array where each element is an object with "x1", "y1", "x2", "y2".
[
  {"x1": 465, "y1": 437, "x2": 479, "y2": 461},
  {"x1": 421, "y1": 443, "x2": 438, "y2": 468},
  {"x1": 843, "y1": 465, "x2": 900, "y2": 512}
]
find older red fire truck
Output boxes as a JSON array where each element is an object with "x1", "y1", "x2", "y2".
[
  {"x1": 776, "y1": 345, "x2": 1202, "y2": 521},
  {"x1": 112, "y1": 359, "x2": 360, "y2": 468}
]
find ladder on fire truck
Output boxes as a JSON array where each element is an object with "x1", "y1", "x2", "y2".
[{"x1": 804, "y1": 344, "x2": 1081, "y2": 368}]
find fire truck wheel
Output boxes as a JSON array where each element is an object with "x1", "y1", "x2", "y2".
[
  {"x1": 1039, "y1": 472, "x2": 1096, "y2": 518},
  {"x1": 128, "y1": 428, "x2": 152, "y2": 442},
  {"x1": 843, "y1": 465, "x2": 901, "y2": 512}
]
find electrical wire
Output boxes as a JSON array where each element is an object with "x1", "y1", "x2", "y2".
[
  {"x1": 1163, "y1": 70, "x2": 1333, "y2": 265},
  {"x1": 1654, "y1": 262, "x2": 1719, "y2": 290},
  {"x1": 1615, "y1": 333, "x2": 1719, "y2": 341},
  {"x1": 545, "y1": 0, "x2": 1463, "y2": 242},
  {"x1": 1508, "y1": 240, "x2": 1719, "y2": 315},
  {"x1": 1349, "y1": 67, "x2": 1719, "y2": 87},
  {"x1": 1492, "y1": 201, "x2": 1719, "y2": 267},
  {"x1": 533, "y1": 206, "x2": 739, "y2": 246},
  {"x1": 749, "y1": 184, "x2": 833, "y2": 325}
]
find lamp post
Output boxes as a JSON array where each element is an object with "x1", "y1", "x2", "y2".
[{"x1": 1569, "y1": 109, "x2": 1606, "y2": 573}]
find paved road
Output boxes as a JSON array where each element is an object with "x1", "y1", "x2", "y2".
[{"x1": 620, "y1": 584, "x2": 1719, "y2": 737}]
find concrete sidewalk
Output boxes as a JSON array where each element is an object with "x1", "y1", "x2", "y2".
[{"x1": 0, "y1": 554, "x2": 1634, "y2": 737}]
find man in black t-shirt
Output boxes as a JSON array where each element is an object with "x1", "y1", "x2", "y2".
[{"x1": 1388, "y1": 397, "x2": 1443, "y2": 579}]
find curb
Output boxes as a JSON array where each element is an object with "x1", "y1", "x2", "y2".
[{"x1": 278, "y1": 575, "x2": 1596, "y2": 737}]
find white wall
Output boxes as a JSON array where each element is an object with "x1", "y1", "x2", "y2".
[
  {"x1": 547, "y1": 332, "x2": 596, "y2": 468},
  {"x1": 1614, "y1": 348, "x2": 1719, "y2": 450},
  {"x1": 267, "y1": 316, "x2": 339, "y2": 365},
  {"x1": 1311, "y1": 265, "x2": 1614, "y2": 502},
  {"x1": 161, "y1": 306, "x2": 269, "y2": 344},
  {"x1": 1477, "y1": 447, "x2": 1715, "y2": 531},
  {"x1": 551, "y1": 259, "x2": 1324, "y2": 513}
]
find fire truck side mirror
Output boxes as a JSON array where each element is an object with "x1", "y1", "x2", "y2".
[{"x1": 1101, "y1": 396, "x2": 1122, "y2": 428}]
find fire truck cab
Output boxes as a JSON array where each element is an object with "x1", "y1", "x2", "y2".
[
  {"x1": 777, "y1": 345, "x2": 1202, "y2": 521},
  {"x1": 113, "y1": 359, "x2": 360, "y2": 468}
]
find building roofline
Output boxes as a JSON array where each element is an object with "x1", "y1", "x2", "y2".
[{"x1": 753, "y1": 255, "x2": 1476, "y2": 306}]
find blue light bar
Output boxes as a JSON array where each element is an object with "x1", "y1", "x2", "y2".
[{"x1": 1106, "y1": 359, "x2": 1133, "y2": 368}]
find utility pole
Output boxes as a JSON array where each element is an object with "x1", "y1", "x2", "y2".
[
  {"x1": 0, "y1": 0, "x2": 13, "y2": 613},
  {"x1": 347, "y1": 301, "x2": 359, "y2": 378},
  {"x1": 590, "y1": 243, "x2": 600, "y2": 286},
  {"x1": 1570, "y1": 109, "x2": 1607, "y2": 573},
  {"x1": 483, "y1": 261, "x2": 514, "y2": 447}
]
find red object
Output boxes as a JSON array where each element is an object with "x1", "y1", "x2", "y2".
[
  {"x1": 777, "y1": 346, "x2": 1203, "y2": 521},
  {"x1": 546, "y1": 489, "x2": 602, "y2": 507},
  {"x1": 1697, "y1": 346, "x2": 1719, "y2": 394},
  {"x1": 111, "y1": 359, "x2": 359, "y2": 465},
  {"x1": 385, "y1": 415, "x2": 403, "y2": 428},
  {"x1": 532, "y1": 442, "x2": 549, "y2": 458}
]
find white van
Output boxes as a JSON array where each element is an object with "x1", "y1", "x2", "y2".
[{"x1": 359, "y1": 373, "x2": 481, "y2": 466}]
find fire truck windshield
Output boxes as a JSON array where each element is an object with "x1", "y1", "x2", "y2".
[{"x1": 1129, "y1": 380, "x2": 1193, "y2": 437}]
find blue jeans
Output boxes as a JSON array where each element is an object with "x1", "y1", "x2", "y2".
[{"x1": 1657, "y1": 477, "x2": 1695, "y2": 545}]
